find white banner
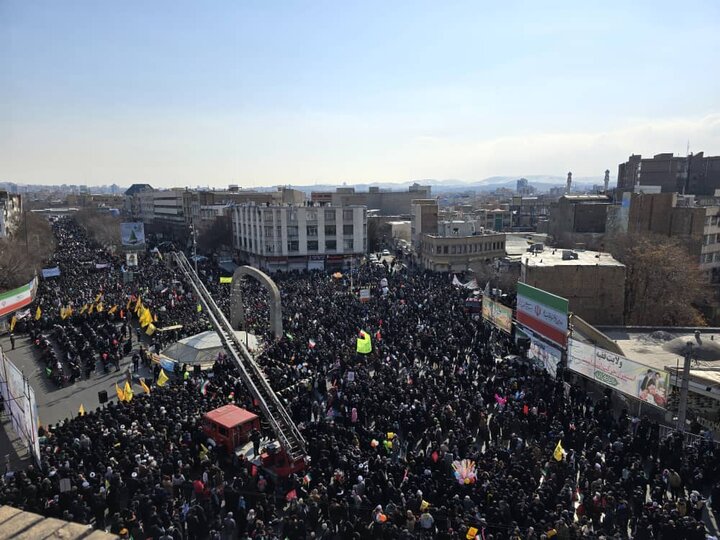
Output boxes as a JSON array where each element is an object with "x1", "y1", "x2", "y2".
[
  {"x1": 527, "y1": 335, "x2": 562, "y2": 379},
  {"x1": 120, "y1": 222, "x2": 145, "y2": 246},
  {"x1": 126, "y1": 253, "x2": 138, "y2": 267},
  {"x1": 568, "y1": 339, "x2": 670, "y2": 408}
]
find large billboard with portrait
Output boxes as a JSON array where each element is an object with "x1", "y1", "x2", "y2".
[{"x1": 568, "y1": 339, "x2": 669, "y2": 408}]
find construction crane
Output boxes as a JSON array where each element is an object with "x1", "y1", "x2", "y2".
[{"x1": 172, "y1": 252, "x2": 307, "y2": 474}]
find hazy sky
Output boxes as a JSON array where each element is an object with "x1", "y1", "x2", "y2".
[{"x1": 2, "y1": 1, "x2": 719, "y2": 188}]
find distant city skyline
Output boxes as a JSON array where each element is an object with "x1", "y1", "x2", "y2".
[{"x1": 2, "y1": 1, "x2": 719, "y2": 188}]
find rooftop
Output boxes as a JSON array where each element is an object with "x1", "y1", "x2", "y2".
[
  {"x1": 522, "y1": 249, "x2": 624, "y2": 268},
  {"x1": 205, "y1": 404, "x2": 259, "y2": 429}
]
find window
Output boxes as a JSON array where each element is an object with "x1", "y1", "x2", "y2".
[
  {"x1": 450, "y1": 245, "x2": 456, "y2": 254},
  {"x1": 325, "y1": 210, "x2": 336, "y2": 221},
  {"x1": 287, "y1": 240, "x2": 299, "y2": 252},
  {"x1": 307, "y1": 240, "x2": 319, "y2": 251},
  {"x1": 264, "y1": 226, "x2": 273, "y2": 238},
  {"x1": 443, "y1": 245, "x2": 449, "y2": 254},
  {"x1": 325, "y1": 239, "x2": 336, "y2": 250},
  {"x1": 306, "y1": 210, "x2": 317, "y2": 221},
  {"x1": 343, "y1": 209, "x2": 354, "y2": 221},
  {"x1": 307, "y1": 225, "x2": 318, "y2": 237},
  {"x1": 325, "y1": 225, "x2": 336, "y2": 236},
  {"x1": 343, "y1": 239, "x2": 354, "y2": 250},
  {"x1": 287, "y1": 225, "x2": 299, "y2": 238},
  {"x1": 343, "y1": 224, "x2": 353, "y2": 235}
]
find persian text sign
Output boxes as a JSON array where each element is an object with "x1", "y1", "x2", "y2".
[
  {"x1": 482, "y1": 297, "x2": 513, "y2": 334},
  {"x1": 568, "y1": 338, "x2": 670, "y2": 408},
  {"x1": 516, "y1": 282, "x2": 568, "y2": 347}
]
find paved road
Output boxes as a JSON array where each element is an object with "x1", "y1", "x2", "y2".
[{"x1": 0, "y1": 332, "x2": 154, "y2": 429}]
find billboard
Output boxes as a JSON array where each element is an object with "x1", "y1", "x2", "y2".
[
  {"x1": 516, "y1": 282, "x2": 569, "y2": 348},
  {"x1": 527, "y1": 334, "x2": 563, "y2": 379},
  {"x1": 568, "y1": 338, "x2": 670, "y2": 408},
  {"x1": 126, "y1": 253, "x2": 138, "y2": 267},
  {"x1": 482, "y1": 297, "x2": 513, "y2": 334},
  {"x1": 120, "y1": 222, "x2": 146, "y2": 246}
]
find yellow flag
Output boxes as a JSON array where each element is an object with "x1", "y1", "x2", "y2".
[
  {"x1": 196, "y1": 303, "x2": 202, "y2": 313},
  {"x1": 79, "y1": 304, "x2": 88, "y2": 314},
  {"x1": 126, "y1": 297, "x2": 132, "y2": 310},
  {"x1": 220, "y1": 276, "x2": 232, "y2": 284},
  {"x1": 145, "y1": 323, "x2": 156, "y2": 336},
  {"x1": 157, "y1": 369, "x2": 169, "y2": 387},
  {"x1": 115, "y1": 382, "x2": 125, "y2": 402},
  {"x1": 9, "y1": 316, "x2": 16, "y2": 332},
  {"x1": 65, "y1": 306, "x2": 73, "y2": 318},
  {"x1": 88, "y1": 303, "x2": 95, "y2": 315},
  {"x1": 553, "y1": 440, "x2": 565, "y2": 462},
  {"x1": 78, "y1": 404, "x2": 85, "y2": 416},
  {"x1": 140, "y1": 378, "x2": 151, "y2": 394},
  {"x1": 140, "y1": 307, "x2": 152, "y2": 328},
  {"x1": 95, "y1": 293, "x2": 102, "y2": 303},
  {"x1": 124, "y1": 381, "x2": 134, "y2": 402},
  {"x1": 96, "y1": 302, "x2": 104, "y2": 312},
  {"x1": 35, "y1": 306, "x2": 42, "y2": 320},
  {"x1": 60, "y1": 307, "x2": 66, "y2": 319},
  {"x1": 108, "y1": 305, "x2": 118, "y2": 315},
  {"x1": 134, "y1": 296, "x2": 142, "y2": 314}
]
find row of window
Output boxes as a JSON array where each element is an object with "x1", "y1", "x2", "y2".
[
  {"x1": 701, "y1": 252, "x2": 720, "y2": 264},
  {"x1": 429, "y1": 241, "x2": 505, "y2": 255},
  {"x1": 705, "y1": 216, "x2": 720, "y2": 227},
  {"x1": 259, "y1": 224, "x2": 355, "y2": 238},
  {"x1": 261, "y1": 209, "x2": 358, "y2": 222},
  {"x1": 704, "y1": 233, "x2": 720, "y2": 246},
  {"x1": 262, "y1": 239, "x2": 357, "y2": 253}
]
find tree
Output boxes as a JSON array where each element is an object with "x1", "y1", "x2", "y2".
[
  {"x1": 606, "y1": 233, "x2": 707, "y2": 326},
  {"x1": 0, "y1": 212, "x2": 56, "y2": 290},
  {"x1": 74, "y1": 209, "x2": 122, "y2": 249},
  {"x1": 197, "y1": 216, "x2": 232, "y2": 254}
]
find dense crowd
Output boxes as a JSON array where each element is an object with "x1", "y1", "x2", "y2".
[{"x1": 2, "y1": 216, "x2": 720, "y2": 539}]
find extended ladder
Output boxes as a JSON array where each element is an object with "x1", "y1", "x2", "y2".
[{"x1": 172, "y1": 252, "x2": 306, "y2": 462}]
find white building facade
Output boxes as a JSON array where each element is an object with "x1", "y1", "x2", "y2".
[{"x1": 232, "y1": 204, "x2": 367, "y2": 272}]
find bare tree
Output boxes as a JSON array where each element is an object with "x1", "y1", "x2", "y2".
[
  {"x1": 75, "y1": 210, "x2": 122, "y2": 249},
  {"x1": 606, "y1": 233, "x2": 707, "y2": 326},
  {"x1": 0, "y1": 212, "x2": 56, "y2": 289},
  {"x1": 197, "y1": 216, "x2": 232, "y2": 254}
]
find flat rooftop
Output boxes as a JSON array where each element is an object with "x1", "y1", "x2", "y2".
[
  {"x1": 522, "y1": 249, "x2": 624, "y2": 268},
  {"x1": 594, "y1": 327, "x2": 720, "y2": 373}
]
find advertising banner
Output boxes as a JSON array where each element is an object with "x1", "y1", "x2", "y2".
[
  {"x1": 120, "y1": 222, "x2": 146, "y2": 246},
  {"x1": 482, "y1": 297, "x2": 513, "y2": 334},
  {"x1": 527, "y1": 334, "x2": 563, "y2": 379},
  {"x1": 568, "y1": 338, "x2": 670, "y2": 408},
  {"x1": 0, "y1": 277, "x2": 38, "y2": 318},
  {"x1": 516, "y1": 282, "x2": 569, "y2": 348}
]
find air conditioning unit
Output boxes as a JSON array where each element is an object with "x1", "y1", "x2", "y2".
[{"x1": 562, "y1": 250, "x2": 579, "y2": 260}]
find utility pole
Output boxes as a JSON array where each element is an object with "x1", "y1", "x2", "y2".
[{"x1": 676, "y1": 341, "x2": 694, "y2": 432}]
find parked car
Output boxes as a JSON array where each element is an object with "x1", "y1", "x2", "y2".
[{"x1": 382, "y1": 249, "x2": 390, "y2": 256}]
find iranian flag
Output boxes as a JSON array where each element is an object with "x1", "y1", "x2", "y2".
[{"x1": 0, "y1": 278, "x2": 37, "y2": 318}]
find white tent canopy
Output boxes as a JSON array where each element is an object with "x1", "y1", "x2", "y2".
[{"x1": 161, "y1": 330, "x2": 259, "y2": 369}]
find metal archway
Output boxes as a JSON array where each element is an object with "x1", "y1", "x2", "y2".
[{"x1": 230, "y1": 265, "x2": 283, "y2": 340}]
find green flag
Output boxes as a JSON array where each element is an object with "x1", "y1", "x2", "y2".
[{"x1": 356, "y1": 331, "x2": 372, "y2": 354}]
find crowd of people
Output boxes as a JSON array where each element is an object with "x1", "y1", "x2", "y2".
[{"x1": 1, "y1": 216, "x2": 720, "y2": 539}]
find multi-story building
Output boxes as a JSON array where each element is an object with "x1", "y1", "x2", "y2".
[
  {"x1": 626, "y1": 191, "x2": 720, "y2": 283},
  {"x1": 417, "y1": 230, "x2": 506, "y2": 273},
  {"x1": 474, "y1": 207, "x2": 512, "y2": 232},
  {"x1": 547, "y1": 195, "x2": 613, "y2": 248},
  {"x1": 0, "y1": 191, "x2": 22, "y2": 238},
  {"x1": 231, "y1": 204, "x2": 366, "y2": 272},
  {"x1": 618, "y1": 152, "x2": 720, "y2": 196},
  {"x1": 516, "y1": 178, "x2": 535, "y2": 196},
  {"x1": 410, "y1": 199, "x2": 439, "y2": 246},
  {"x1": 520, "y1": 248, "x2": 626, "y2": 325},
  {"x1": 510, "y1": 196, "x2": 555, "y2": 230},
  {"x1": 311, "y1": 183, "x2": 431, "y2": 216}
]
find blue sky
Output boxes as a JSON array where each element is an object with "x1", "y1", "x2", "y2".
[{"x1": 1, "y1": 0, "x2": 719, "y2": 187}]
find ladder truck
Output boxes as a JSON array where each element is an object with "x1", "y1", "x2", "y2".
[{"x1": 172, "y1": 252, "x2": 307, "y2": 476}]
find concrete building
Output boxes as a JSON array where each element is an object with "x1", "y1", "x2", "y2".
[
  {"x1": 0, "y1": 191, "x2": 22, "y2": 238},
  {"x1": 417, "y1": 231, "x2": 506, "y2": 272},
  {"x1": 231, "y1": 204, "x2": 366, "y2": 272},
  {"x1": 547, "y1": 195, "x2": 613, "y2": 248},
  {"x1": 474, "y1": 207, "x2": 512, "y2": 232},
  {"x1": 410, "y1": 199, "x2": 439, "y2": 246},
  {"x1": 510, "y1": 196, "x2": 555, "y2": 230},
  {"x1": 520, "y1": 249, "x2": 626, "y2": 325},
  {"x1": 516, "y1": 178, "x2": 535, "y2": 196},
  {"x1": 618, "y1": 152, "x2": 720, "y2": 196},
  {"x1": 311, "y1": 183, "x2": 431, "y2": 215},
  {"x1": 626, "y1": 191, "x2": 720, "y2": 283}
]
